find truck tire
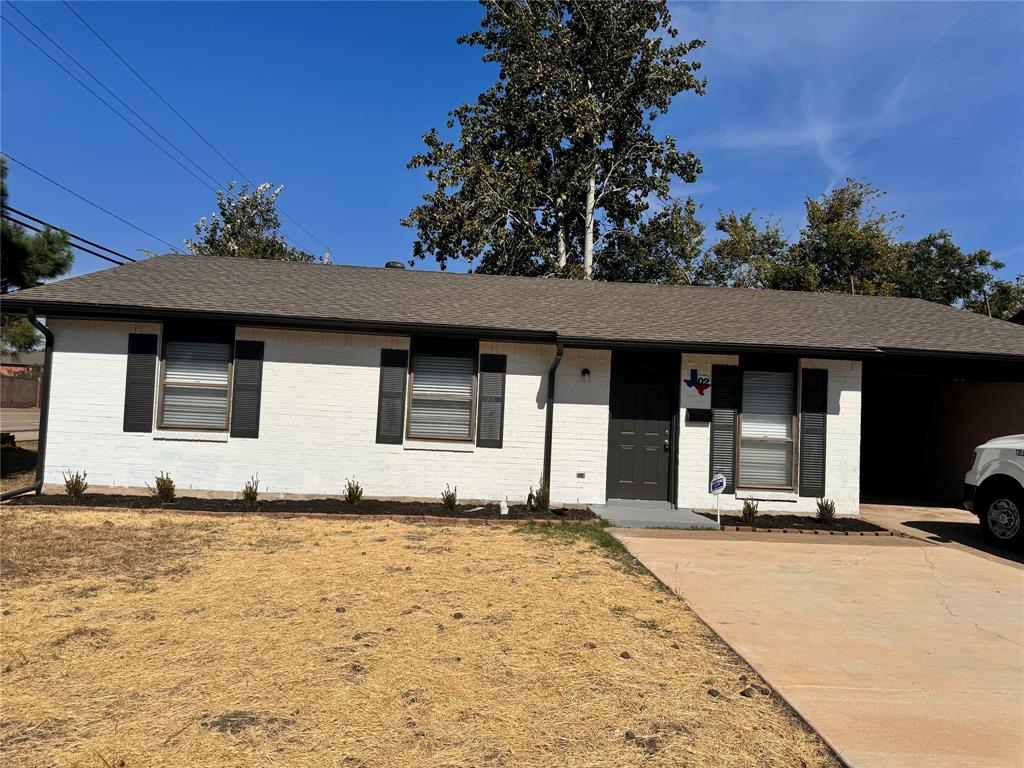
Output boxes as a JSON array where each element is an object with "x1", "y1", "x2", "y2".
[{"x1": 977, "y1": 480, "x2": 1024, "y2": 550}]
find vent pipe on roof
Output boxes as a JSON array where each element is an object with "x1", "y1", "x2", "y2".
[{"x1": 385, "y1": 261, "x2": 406, "y2": 269}]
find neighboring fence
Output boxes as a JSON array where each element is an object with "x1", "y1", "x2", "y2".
[{"x1": 0, "y1": 375, "x2": 41, "y2": 408}]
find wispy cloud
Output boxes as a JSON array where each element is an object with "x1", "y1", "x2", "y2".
[{"x1": 671, "y1": 1, "x2": 971, "y2": 191}]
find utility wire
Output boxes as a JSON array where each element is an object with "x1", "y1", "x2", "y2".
[
  {"x1": 2, "y1": 212, "x2": 130, "y2": 266},
  {"x1": 62, "y1": 0, "x2": 256, "y2": 187},
  {"x1": 2, "y1": 204, "x2": 135, "y2": 262},
  {"x1": 1, "y1": 15, "x2": 218, "y2": 194},
  {"x1": 62, "y1": 0, "x2": 334, "y2": 254},
  {"x1": 8, "y1": 2, "x2": 223, "y2": 190},
  {"x1": 1, "y1": 152, "x2": 178, "y2": 250}
]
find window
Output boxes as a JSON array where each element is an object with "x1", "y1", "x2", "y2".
[
  {"x1": 407, "y1": 343, "x2": 476, "y2": 440},
  {"x1": 737, "y1": 370, "x2": 795, "y2": 488},
  {"x1": 159, "y1": 337, "x2": 232, "y2": 430}
]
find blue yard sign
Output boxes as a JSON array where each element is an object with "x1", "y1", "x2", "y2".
[{"x1": 709, "y1": 472, "x2": 727, "y2": 527}]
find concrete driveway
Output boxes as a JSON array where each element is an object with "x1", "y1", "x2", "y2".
[{"x1": 615, "y1": 530, "x2": 1024, "y2": 768}]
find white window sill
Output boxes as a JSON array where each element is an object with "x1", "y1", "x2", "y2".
[
  {"x1": 736, "y1": 489, "x2": 799, "y2": 503},
  {"x1": 403, "y1": 439, "x2": 475, "y2": 453},
  {"x1": 153, "y1": 431, "x2": 229, "y2": 443}
]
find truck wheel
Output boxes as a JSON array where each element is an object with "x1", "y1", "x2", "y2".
[{"x1": 979, "y1": 483, "x2": 1024, "y2": 550}]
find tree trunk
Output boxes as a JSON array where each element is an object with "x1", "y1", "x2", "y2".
[
  {"x1": 583, "y1": 172, "x2": 596, "y2": 279},
  {"x1": 556, "y1": 205, "x2": 567, "y2": 269}
]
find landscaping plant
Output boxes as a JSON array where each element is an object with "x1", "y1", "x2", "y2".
[
  {"x1": 241, "y1": 475, "x2": 260, "y2": 513},
  {"x1": 741, "y1": 499, "x2": 759, "y2": 526},
  {"x1": 63, "y1": 470, "x2": 88, "y2": 502},
  {"x1": 343, "y1": 477, "x2": 363, "y2": 505},
  {"x1": 816, "y1": 497, "x2": 837, "y2": 525},
  {"x1": 148, "y1": 472, "x2": 176, "y2": 505},
  {"x1": 529, "y1": 477, "x2": 550, "y2": 513},
  {"x1": 441, "y1": 483, "x2": 458, "y2": 512}
]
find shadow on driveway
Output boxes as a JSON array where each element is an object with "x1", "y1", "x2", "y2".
[
  {"x1": 859, "y1": 503, "x2": 1023, "y2": 569},
  {"x1": 899, "y1": 519, "x2": 1024, "y2": 565}
]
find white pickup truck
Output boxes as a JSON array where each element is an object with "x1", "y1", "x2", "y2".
[{"x1": 963, "y1": 435, "x2": 1024, "y2": 549}]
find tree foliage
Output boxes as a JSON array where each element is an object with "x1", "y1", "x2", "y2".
[
  {"x1": 186, "y1": 182, "x2": 322, "y2": 262},
  {"x1": 404, "y1": 0, "x2": 706, "y2": 281},
  {"x1": 1, "y1": 158, "x2": 73, "y2": 352},
  {"x1": 705, "y1": 178, "x2": 1009, "y2": 316},
  {"x1": 696, "y1": 211, "x2": 788, "y2": 289},
  {"x1": 965, "y1": 274, "x2": 1024, "y2": 321}
]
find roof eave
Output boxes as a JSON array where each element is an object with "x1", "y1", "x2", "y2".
[
  {"x1": 7, "y1": 297, "x2": 1022, "y2": 363},
  {"x1": 1, "y1": 299, "x2": 558, "y2": 343}
]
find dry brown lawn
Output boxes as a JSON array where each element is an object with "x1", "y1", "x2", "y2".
[{"x1": 0, "y1": 507, "x2": 838, "y2": 768}]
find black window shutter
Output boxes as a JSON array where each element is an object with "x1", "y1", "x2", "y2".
[
  {"x1": 376, "y1": 348, "x2": 408, "y2": 444},
  {"x1": 799, "y1": 368, "x2": 828, "y2": 497},
  {"x1": 230, "y1": 340, "x2": 264, "y2": 438},
  {"x1": 123, "y1": 333, "x2": 158, "y2": 433},
  {"x1": 710, "y1": 365, "x2": 740, "y2": 493},
  {"x1": 476, "y1": 354, "x2": 506, "y2": 448}
]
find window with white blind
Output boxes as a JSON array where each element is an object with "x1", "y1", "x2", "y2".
[
  {"x1": 158, "y1": 339, "x2": 232, "y2": 430},
  {"x1": 737, "y1": 370, "x2": 795, "y2": 489},
  {"x1": 407, "y1": 352, "x2": 476, "y2": 440}
]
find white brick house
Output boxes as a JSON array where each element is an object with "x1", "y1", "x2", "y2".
[{"x1": 5, "y1": 255, "x2": 1023, "y2": 516}]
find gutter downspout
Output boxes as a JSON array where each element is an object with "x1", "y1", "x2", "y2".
[
  {"x1": 541, "y1": 340, "x2": 564, "y2": 490},
  {"x1": 1, "y1": 310, "x2": 53, "y2": 501}
]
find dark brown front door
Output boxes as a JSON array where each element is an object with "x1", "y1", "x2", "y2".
[{"x1": 606, "y1": 352, "x2": 679, "y2": 501}]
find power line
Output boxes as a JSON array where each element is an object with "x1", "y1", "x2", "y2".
[
  {"x1": 1, "y1": 152, "x2": 178, "y2": 250},
  {"x1": 2, "y1": 204, "x2": 135, "y2": 262},
  {"x1": 7, "y1": 2, "x2": 223, "y2": 190},
  {"x1": 1, "y1": 14, "x2": 218, "y2": 194},
  {"x1": 2, "y1": 212, "x2": 130, "y2": 266},
  {"x1": 62, "y1": 0, "x2": 256, "y2": 188},
  {"x1": 62, "y1": 0, "x2": 334, "y2": 254}
]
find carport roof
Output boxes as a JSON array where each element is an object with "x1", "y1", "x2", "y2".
[{"x1": 5, "y1": 254, "x2": 1024, "y2": 360}]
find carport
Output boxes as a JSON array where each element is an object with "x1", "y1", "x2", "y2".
[{"x1": 860, "y1": 355, "x2": 1024, "y2": 504}]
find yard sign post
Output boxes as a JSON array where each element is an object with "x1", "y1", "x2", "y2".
[{"x1": 709, "y1": 473, "x2": 726, "y2": 526}]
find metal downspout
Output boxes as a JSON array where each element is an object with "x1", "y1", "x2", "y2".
[
  {"x1": 541, "y1": 340, "x2": 564, "y2": 489},
  {"x1": 1, "y1": 310, "x2": 53, "y2": 501}
]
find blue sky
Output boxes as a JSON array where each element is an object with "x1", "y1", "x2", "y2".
[{"x1": 2, "y1": 1, "x2": 1022, "y2": 279}]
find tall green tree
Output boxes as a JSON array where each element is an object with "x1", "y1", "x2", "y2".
[
  {"x1": 696, "y1": 211, "x2": 788, "y2": 289},
  {"x1": 701, "y1": 179, "x2": 1007, "y2": 317},
  {"x1": 965, "y1": 274, "x2": 1024, "y2": 321},
  {"x1": 404, "y1": 0, "x2": 706, "y2": 281},
  {"x1": 186, "y1": 182, "x2": 323, "y2": 262},
  {"x1": 0, "y1": 158, "x2": 74, "y2": 352},
  {"x1": 894, "y1": 231, "x2": 1002, "y2": 307},
  {"x1": 786, "y1": 179, "x2": 905, "y2": 295}
]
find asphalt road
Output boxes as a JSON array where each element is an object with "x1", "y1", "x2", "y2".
[{"x1": 0, "y1": 408, "x2": 40, "y2": 441}]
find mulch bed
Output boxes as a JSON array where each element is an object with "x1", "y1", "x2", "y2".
[
  {"x1": 3, "y1": 493, "x2": 595, "y2": 521},
  {"x1": 697, "y1": 512, "x2": 887, "y2": 533}
]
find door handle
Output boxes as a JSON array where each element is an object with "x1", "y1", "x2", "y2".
[{"x1": 663, "y1": 439, "x2": 670, "y2": 452}]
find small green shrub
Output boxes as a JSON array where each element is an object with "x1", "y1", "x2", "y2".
[
  {"x1": 343, "y1": 477, "x2": 363, "y2": 505},
  {"x1": 441, "y1": 483, "x2": 458, "y2": 512},
  {"x1": 148, "y1": 472, "x2": 176, "y2": 504},
  {"x1": 741, "y1": 499, "x2": 759, "y2": 526},
  {"x1": 63, "y1": 470, "x2": 88, "y2": 502},
  {"x1": 529, "y1": 477, "x2": 550, "y2": 513},
  {"x1": 816, "y1": 497, "x2": 837, "y2": 525},
  {"x1": 241, "y1": 474, "x2": 260, "y2": 513}
]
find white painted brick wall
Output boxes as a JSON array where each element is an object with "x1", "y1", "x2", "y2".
[
  {"x1": 42, "y1": 320, "x2": 862, "y2": 513},
  {"x1": 550, "y1": 348, "x2": 611, "y2": 504},
  {"x1": 677, "y1": 354, "x2": 862, "y2": 516},
  {"x1": 44, "y1": 320, "x2": 556, "y2": 504}
]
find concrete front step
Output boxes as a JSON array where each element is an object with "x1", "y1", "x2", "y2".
[{"x1": 589, "y1": 502, "x2": 720, "y2": 530}]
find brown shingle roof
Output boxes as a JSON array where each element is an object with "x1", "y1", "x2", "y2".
[{"x1": 5, "y1": 254, "x2": 1023, "y2": 359}]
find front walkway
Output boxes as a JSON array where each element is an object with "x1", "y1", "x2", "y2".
[{"x1": 615, "y1": 529, "x2": 1024, "y2": 768}]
